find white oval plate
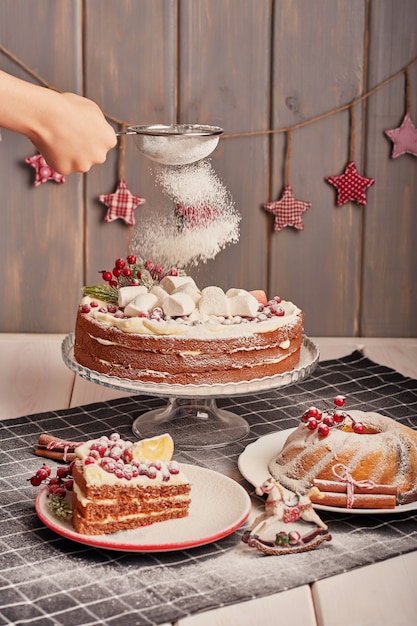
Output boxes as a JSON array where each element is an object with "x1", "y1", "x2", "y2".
[
  {"x1": 36, "y1": 464, "x2": 251, "y2": 551},
  {"x1": 238, "y1": 430, "x2": 417, "y2": 515}
]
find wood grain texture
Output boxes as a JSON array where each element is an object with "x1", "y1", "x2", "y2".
[
  {"x1": 0, "y1": 0, "x2": 416, "y2": 336},
  {"x1": 0, "y1": 0, "x2": 83, "y2": 333},
  {"x1": 362, "y1": 0, "x2": 417, "y2": 336}
]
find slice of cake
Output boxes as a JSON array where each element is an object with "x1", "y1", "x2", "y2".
[{"x1": 72, "y1": 433, "x2": 191, "y2": 535}]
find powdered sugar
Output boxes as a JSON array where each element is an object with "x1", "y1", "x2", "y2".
[{"x1": 132, "y1": 160, "x2": 240, "y2": 268}]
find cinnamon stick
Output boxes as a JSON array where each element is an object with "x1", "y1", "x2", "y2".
[{"x1": 313, "y1": 478, "x2": 397, "y2": 497}]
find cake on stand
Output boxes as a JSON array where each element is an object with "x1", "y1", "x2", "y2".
[
  {"x1": 62, "y1": 333, "x2": 318, "y2": 450},
  {"x1": 64, "y1": 125, "x2": 318, "y2": 449}
]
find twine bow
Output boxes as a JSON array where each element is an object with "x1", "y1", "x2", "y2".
[{"x1": 332, "y1": 463, "x2": 375, "y2": 508}]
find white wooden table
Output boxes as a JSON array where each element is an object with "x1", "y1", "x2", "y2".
[{"x1": 1, "y1": 334, "x2": 417, "y2": 626}]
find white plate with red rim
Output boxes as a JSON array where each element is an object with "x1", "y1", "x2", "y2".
[
  {"x1": 36, "y1": 463, "x2": 251, "y2": 551},
  {"x1": 238, "y1": 429, "x2": 417, "y2": 515}
]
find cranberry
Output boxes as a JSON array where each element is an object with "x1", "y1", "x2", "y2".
[
  {"x1": 65, "y1": 479, "x2": 73, "y2": 491},
  {"x1": 36, "y1": 465, "x2": 51, "y2": 480},
  {"x1": 334, "y1": 395, "x2": 346, "y2": 407},
  {"x1": 81, "y1": 304, "x2": 91, "y2": 313},
  {"x1": 322, "y1": 415, "x2": 335, "y2": 427},
  {"x1": 127, "y1": 255, "x2": 137, "y2": 265},
  {"x1": 114, "y1": 258, "x2": 126, "y2": 269},
  {"x1": 112, "y1": 267, "x2": 122, "y2": 278},
  {"x1": 307, "y1": 417, "x2": 318, "y2": 430},
  {"x1": 307, "y1": 407, "x2": 322, "y2": 419},
  {"x1": 84, "y1": 456, "x2": 96, "y2": 465},
  {"x1": 56, "y1": 467, "x2": 69, "y2": 478},
  {"x1": 29, "y1": 475, "x2": 43, "y2": 486},
  {"x1": 122, "y1": 268, "x2": 132, "y2": 277},
  {"x1": 144, "y1": 260, "x2": 154, "y2": 271},
  {"x1": 90, "y1": 301, "x2": 99, "y2": 308},
  {"x1": 169, "y1": 268, "x2": 179, "y2": 276},
  {"x1": 109, "y1": 280, "x2": 118, "y2": 288},
  {"x1": 333, "y1": 411, "x2": 345, "y2": 424},
  {"x1": 101, "y1": 271, "x2": 113, "y2": 282},
  {"x1": 318, "y1": 423, "x2": 330, "y2": 437},
  {"x1": 353, "y1": 422, "x2": 365, "y2": 434}
]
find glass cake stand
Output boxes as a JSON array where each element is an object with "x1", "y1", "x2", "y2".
[{"x1": 62, "y1": 333, "x2": 319, "y2": 449}]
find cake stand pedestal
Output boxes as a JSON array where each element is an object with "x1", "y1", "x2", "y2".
[{"x1": 62, "y1": 334, "x2": 319, "y2": 450}]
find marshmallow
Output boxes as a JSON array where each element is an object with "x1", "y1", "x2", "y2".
[
  {"x1": 118, "y1": 285, "x2": 148, "y2": 308},
  {"x1": 227, "y1": 293, "x2": 259, "y2": 317},
  {"x1": 159, "y1": 275, "x2": 197, "y2": 294},
  {"x1": 226, "y1": 288, "x2": 250, "y2": 297},
  {"x1": 150, "y1": 285, "x2": 169, "y2": 306},
  {"x1": 173, "y1": 283, "x2": 201, "y2": 304},
  {"x1": 124, "y1": 293, "x2": 158, "y2": 316},
  {"x1": 162, "y1": 293, "x2": 196, "y2": 317},
  {"x1": 198, "y1": 286, "x2": 229, "y2": 316}
]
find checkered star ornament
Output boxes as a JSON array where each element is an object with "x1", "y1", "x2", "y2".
[
  {"x1": 326, "y1": 160, "x2": 375, "y2": 206},
  {"x1": 264, "y1": 185, "x2": 311, "y2": 232},
  {"x1": 385, "y1": 112, "x2": 417, "y2": 158},
  {"x1": 99, "y1": 178, "x2": 145, "y2": 226},
  {"x1": 25, "y1": 154, "x2": 65, "y2": 186}
]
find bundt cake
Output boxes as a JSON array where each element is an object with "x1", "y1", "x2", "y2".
[{"x1": 268, "y1": 407, "x2": 417, "y2": 507}]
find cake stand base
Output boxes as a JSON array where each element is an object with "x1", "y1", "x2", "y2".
[{"x1": 131, "y1": 397, "x2": 249, "y2": 449}]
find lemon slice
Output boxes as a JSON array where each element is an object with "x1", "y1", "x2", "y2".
[{"x1": 132, "y1": 433, "x2": 174, "y2": 462}]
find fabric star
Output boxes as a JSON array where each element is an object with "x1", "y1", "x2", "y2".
[
  {"x1": 263, "y1": 185, "x2": 311, "y2": 232},
  {"x1": 326, "y1": 161, "x2": 375, "y2": 206},
  {"x1": 99, "y1": 178, "x2": 145, "y2": 226},
  {"x1": 385, "y1": 112, "x2": 417, "y2": 158},
  {"x1": 25, "y1": 154, "x2": 65, "y2": 186}
]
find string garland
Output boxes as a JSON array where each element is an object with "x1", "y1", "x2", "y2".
[{"x1": 1, "y1": 44, "x2": 416, "y2": 231}]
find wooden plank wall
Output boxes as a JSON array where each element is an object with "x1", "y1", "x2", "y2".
[{"x1": 0, "y1": 0, "x2": 416, "y2": 337}]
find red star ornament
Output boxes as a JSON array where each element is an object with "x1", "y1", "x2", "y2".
[
  {"x1": 25, "y1": 154, "x2": 65, "y2": 186},
  {"x1": 326, "y1": 161, "x2": 374, "y2": 207},
  {"x1": 99, "y1": 178, "x2": 145, "y2": 226},
  {"x1": 385, "y1": 112, "x2": 417, "y2": 158},
  {"x1": 264, "y1": 185, "x2": 311, "y2": 232}
]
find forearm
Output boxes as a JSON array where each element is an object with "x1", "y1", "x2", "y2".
[{"x1": 0, "y1": 70, "x2": 53, "y2": 137}]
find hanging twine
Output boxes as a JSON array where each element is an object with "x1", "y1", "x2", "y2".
[
  {"x1": 1, "y1": 43, "x2": 416, "y2": 141},
  {"x1": 284, "y1": 130, "x2": 292, "y2": 185},
  {"x1": 405, "y1": 68, "x2": 411, "y2": 112},
  {"x1": 349, "y1": 104, "x2": 356, "y2": 161},
  {"x1": 118, "y1": 123, "x2": 127, "y2": 179}
]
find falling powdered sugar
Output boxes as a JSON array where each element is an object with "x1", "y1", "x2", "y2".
[{"x1": 132, "y1": 160, "x2": 240, "y2": 268}]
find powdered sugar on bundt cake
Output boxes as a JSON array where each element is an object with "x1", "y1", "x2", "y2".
[{"x1": 268, "y1": 410, "x2": 417, "y2": 506}]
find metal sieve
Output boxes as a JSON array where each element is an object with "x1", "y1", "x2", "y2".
[{"x1": 117, "y1": 124, "x2": 223, "y2": 166}]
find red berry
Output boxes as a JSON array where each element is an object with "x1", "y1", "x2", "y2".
[
  {"x1": 81, "y1": 304, "x2": 91, "y2": 313},
  {"x1": 65, "y1": 479, "x2": 73, "y2": 491},
  {"x1": 115, "y1": 258, "x2": 126, "y2": 269},
  {"x1": 122, "y1": 268, "x2": 132, "y2": 277},
  {"x1": 333, "y1": 411, "x2": 345, "y2": 424},
  {"x1": 334, "y1": 395, "x2": 346, "y2": 407},
  {"x1": 323, "y1": 415, "x2": 335, "y2": 427},
  {"x1": 318, "y1": 423, "x2": 330, "y2": 437},
  {"x1": 144, "y1": 260, "x2": 154, "y2": 271},
  {"x1": 56, "y1": 467, "x2": 69, "y2": 478},
  {"x1": 84, "y1": 456, "x2": 96, "y2": 465},
  {"x1": 127, "y1": 255, "x2": 137, "y2": 265},
  {"x1": 109, "y1": 280, "x2": 118, "y2": 288},
  {"x1": 169, "y1": 268, "x2": 178, "y2": 276},
  {"x1": 307, "y1": 407, "x2": 321, "y2": 419},
  {"x1": 307, "y1": 417, "x2": 318, "y2": 430},
  {"x1": 36, "y1": 465, "x2": 51, "y2": 480},
  {"x1": 301, "y1": 411, "x2": 310, "y2": 423},
  {"x1": 353, "y1": 422, "x2": 365, "y2": 434},
  {"x1": 29, "y1": 475, "x2": 43, "y2": 486},
  {"x1": 101, "y1": 271, "x2": 113, "y2": 282},
  {"x1": 113, "y1": 267, "x2": 122, "y2": 278}
]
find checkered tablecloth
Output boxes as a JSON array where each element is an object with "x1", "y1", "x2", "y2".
[{"x1": 1, "y1": 351, "x2": 417, "y2": 626}]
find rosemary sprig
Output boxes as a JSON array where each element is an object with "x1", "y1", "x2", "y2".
[{"x1": 82, "y1": 285, "x2": 119, "y2": 304}]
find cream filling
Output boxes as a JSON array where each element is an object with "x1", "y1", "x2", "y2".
[{"x1": 73, "y1": 482, "x2": 190, "y2": 508}]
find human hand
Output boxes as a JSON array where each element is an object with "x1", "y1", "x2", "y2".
[{"x1": 27, "y1": 91, "x2": 117, "y2": 174}]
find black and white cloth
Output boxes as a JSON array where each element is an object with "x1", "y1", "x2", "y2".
[{"x1": 1, "y1": 351, "x2": 417, "y2": 626}]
